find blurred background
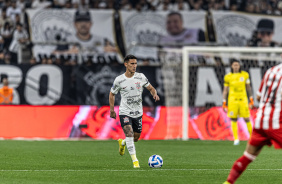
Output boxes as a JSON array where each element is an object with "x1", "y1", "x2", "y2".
[{"x1": 0, "y1": 0, "x2": 280, "y2": 140}]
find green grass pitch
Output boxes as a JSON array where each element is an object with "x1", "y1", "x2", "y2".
[{"x1": 0, "y1": 140, "x2": 281, "y2": 184}]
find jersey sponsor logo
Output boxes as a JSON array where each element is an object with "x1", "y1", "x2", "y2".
[
  {"x1": 119, "y1": 79, "x2": 126, "y2": 84},
  {"x1": 123, "y1": 117, "x2": 129, "y2": 123},
  {"x1": 127, "y1": 98, "x2": 142, "y2": 105},
  {"x1": 135, "y1": 82, "x2": 141, "y2": 89},
  {"x1": 130, "y1": 111, "x2": 140, "y2": 115},
  {"x1": 127, "y1": 95, "x2": 139, "y2": 98},
  {"x1": 131, "y1": 87, "x2": 134, "y2": 90},
  {"x1": 134, "y1": 77, "x2": 142, "y2": 80}
]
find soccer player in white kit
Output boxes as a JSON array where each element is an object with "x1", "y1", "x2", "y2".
[{"x1": 109, "y1": 54, "x2": 160, "y2": 168}]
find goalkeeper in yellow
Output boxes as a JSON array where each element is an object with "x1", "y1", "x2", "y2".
[{"x1": 222, "y1": 59, "x2": 254, "y2": 145}]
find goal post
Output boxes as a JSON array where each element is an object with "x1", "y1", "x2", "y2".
[{"x1": 182, "y1": 46, "x2": 282, "y2": 140}]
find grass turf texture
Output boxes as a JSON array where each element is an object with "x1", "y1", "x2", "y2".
[{"x1": 0, "y1": 140, "x2": 280, "y2": 184}]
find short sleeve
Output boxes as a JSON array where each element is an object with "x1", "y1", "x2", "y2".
[
  {"x1": 110, "y1": 78, "x2": 120, "y2": 94},
  {"x1": 245, "y1": 72, "x2": 250, "y2": 84},
  {"x1": 224, "y1": 74, "x2": 229, "y2": 87},
  {"x1": 142, "y1": 73, "x2": 150, "y2": 88}
]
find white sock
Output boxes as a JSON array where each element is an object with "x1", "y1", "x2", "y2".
[
  {"x1": 121, "y1": 140, "x2": 126, "y2": 146},
  {"x1": 125, "y1": 137, "x2": 137, "y2": 161}
]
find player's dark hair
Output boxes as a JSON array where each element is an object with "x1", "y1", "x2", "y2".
[
  {"x1": 167, "y1": 12, "x2": 183, "y2": 20},
  {"x1": 230, "y1": 58, "x2": 241, "y2": 73},
  {"x1": 124, "y1": 54, "x2": 137, "y2": 63}
]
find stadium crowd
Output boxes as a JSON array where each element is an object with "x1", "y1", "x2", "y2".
[
  {"x1": 0, "y1": 0, "x2": 278, "y2": 65},
  {"x1": 0, "y1": 0, "x2": 278, "y2": 14}
]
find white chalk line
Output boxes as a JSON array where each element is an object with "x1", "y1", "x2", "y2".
[{"x1": 0, "y1": 169, "x2": 281, "y2": 172}]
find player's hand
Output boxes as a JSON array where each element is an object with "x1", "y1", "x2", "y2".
[
  {"x1": 249, "y1": 96, "x2": 254, "y2": 109},
  {"x1": 222, "y1": 100, "x2": 228, "y2": 112},
  {"x1": 153, "y1": 94, "x2": 160, "y2": 102},
  {"x1": 110, "y1": 110, "x2": 116, "y2": 119}
]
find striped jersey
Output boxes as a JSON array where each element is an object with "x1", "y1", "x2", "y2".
[
  {"x1": 111, "y1": 72, "x2": 150, "y2": 118},
  {"x1": 255, "y1": 64, "x2": 282, "y2": 130}
]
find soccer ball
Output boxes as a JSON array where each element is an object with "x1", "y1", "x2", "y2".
[{"x1": 148, "y1": 155, "x2": 163, "y2": 168}]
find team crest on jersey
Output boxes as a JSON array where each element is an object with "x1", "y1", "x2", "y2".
[
  {"x1": 229, "y1": 111, "x2": 234, "y2": 116},
  {"x1": 240, "y1": 77, "x2": 244, "y2": 82},
  {"x1": 135, "y1": 82, "x2": 141, "y2": 89},
  {"x1": 123, "y1": 117, "x2": 129, "y2": 123}
]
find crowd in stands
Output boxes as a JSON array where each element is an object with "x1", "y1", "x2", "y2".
[
  {"x1": 0, "y1": 0, "x2": 279, "y2": 66},
  {"x1": 21, "y1": 0, "x2": 282, "y2": 15},
  {"x1": 0, "y1": 0, "x2": 280, "y2": 16}
]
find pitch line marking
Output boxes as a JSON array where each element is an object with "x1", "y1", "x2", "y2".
[{"x1": 0, "y1": 169, "x2": 281, "y2": 172}]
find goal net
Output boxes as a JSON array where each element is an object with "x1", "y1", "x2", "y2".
[{"x1": 160, "y1": 47, "x2": 282, "y2": 140}]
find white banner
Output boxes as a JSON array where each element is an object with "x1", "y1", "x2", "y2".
[
  {"x1": 120, "y1": 11, "x2": 207, "y2": 61},
  {"x1": 212, "y1": 11, "x2": 282, "y2": 46},
  {"x1": 27, "y1": 9, "x2": 121, "y2": 63}
]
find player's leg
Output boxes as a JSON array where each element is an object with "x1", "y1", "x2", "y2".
[
  {"x1": 117, "y1": 138, "x2": 126, "y2": 156},
  {"x1": 240, "y1": 100, "x2": 252, "y2": 136},
  {"x1": 224, "y1": 128, "x2": 267, "y2": 184},
  {"x1": 230, "y1": 118, "x2": 239, "y2": 145},
  {"x1": 243, "y1": 117, "x2": 252, "y2": 136},
  {"x1": 224, "y1": 144, "x2": 263, "y2": 184},
  {"x1": 127, "y1": 116, "x2": 143, "y2": 168},
  {"x1": 132, "y1": 116, "x2": 142, "y2": 142},
  {"x1": 118, "y1": 115, "x2": 133, "y2": 156},
  {"x1": 122, "y1": 124, "x2": 140, "y2": 168},
  {"x1": 119, "y1": 115, "x2": 139, "y2": 168},
  {"x1": 228, "y1": 102, "x2": 239, "y2": 145},
  {"x1": 134, "y1": 132, "x2": 141, "y2": 142}
]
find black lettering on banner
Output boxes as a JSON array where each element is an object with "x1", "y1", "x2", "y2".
[{"x1": 25, "y1": 65, "x2": 63, "y2": 105}]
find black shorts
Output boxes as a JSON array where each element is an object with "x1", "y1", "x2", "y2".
[{"x1": 119, "y1": 115, "x2": 142, "y2": 133}]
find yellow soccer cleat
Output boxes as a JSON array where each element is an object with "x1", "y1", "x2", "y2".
[
  {"x1": 223, "y1": 181, "x2": 231, "y2": 184},
  {"x1": 118, "y1": 139, "x2": 125, "y2": 156},
  {"x1": 133, "y1": 161, "x2": 140, "y2": 168}
]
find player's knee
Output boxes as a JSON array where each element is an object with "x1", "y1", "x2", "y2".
[
  {"x1": 126, "y1": 133, "x2": 134, "y2": 137},
  {"x1": 125, "y1": 131, "x2": 134, "y2": 137},
  {"x1": 244, "y1": 118, "x2": 250, "y2": 122},
  {"x1": 134, "y1": 138, "x2": 139, "y2": 142}
]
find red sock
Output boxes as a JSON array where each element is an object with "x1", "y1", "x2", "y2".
[{"x1": 227, "y1": 151, "x2": 256, "y2": 184}]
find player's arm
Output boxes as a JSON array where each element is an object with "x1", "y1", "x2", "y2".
[
  {"x1": 109, "y1": 92, "x2": 116, "y2": 119},
  {"x1": 222, "y1": 75, "x2": 229, "y2": 111},
  {"x1": 245, "y1": 72, "x2": 254, "y2": 108},
  {"x1": 246, "y1": 83, "x2": 254, "y2": 108},
  {"x1": 146, "y1": 84, "x2": 160, "y2": 102},
  {"x1": 222, "y1": 86, "x2": 229, "y2": 102},
  {"x1": 257, "y1": 94, "x2": 261, "y2": 102},
  {"x1": 222, "y1": 86, "x2": 229, "y2": 110},
  {"x1": 256, "y1": 71, "x2": 268, "y2": 103}
]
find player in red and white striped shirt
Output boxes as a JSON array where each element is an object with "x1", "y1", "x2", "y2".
[{"x1": 223, "y1": 64, "x2": 282, "y2": 184}]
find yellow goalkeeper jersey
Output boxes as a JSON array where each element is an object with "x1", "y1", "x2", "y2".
[{"x1": 224, "y1": 71, "x2": 250, "y2": 99}]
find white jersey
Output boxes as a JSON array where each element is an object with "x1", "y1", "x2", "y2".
[
  {"x1": 67, "y1": 34, "x2": 105, "y2": 54},
  {"x1": 111, "y1": 72, "x2": 150, "y2": 118},
  {"x1": 160, "y1": 28, "x2": 199, "y2": 44}
]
